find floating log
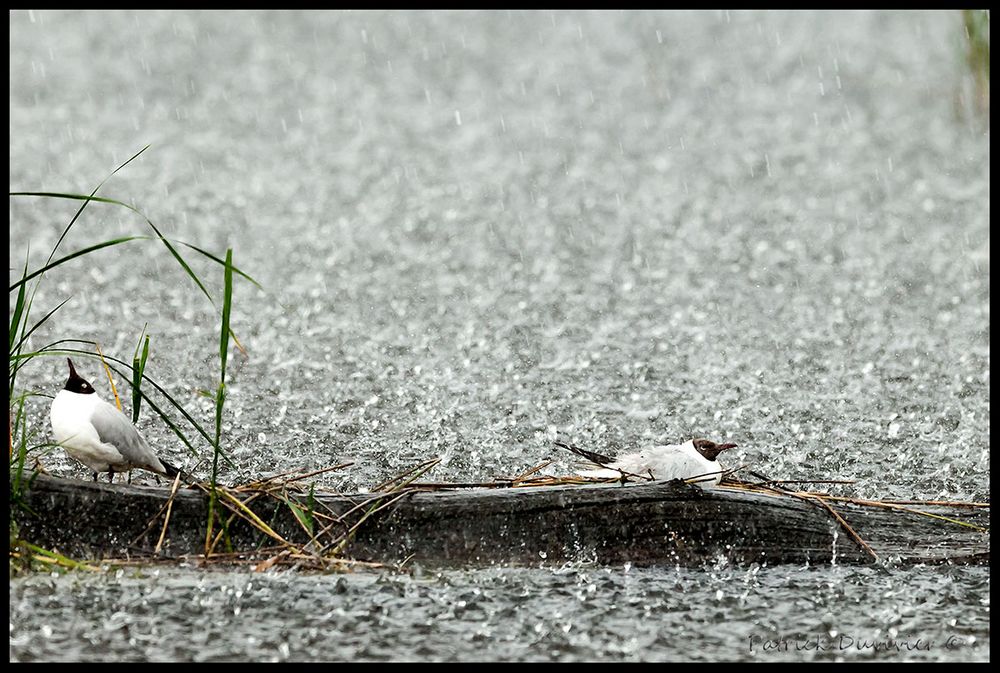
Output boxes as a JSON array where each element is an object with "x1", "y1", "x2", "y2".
[{"x1": 10, "y1": 472, "x2": 989, "y2": 567}]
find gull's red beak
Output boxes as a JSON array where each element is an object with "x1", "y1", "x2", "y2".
[{"x1": 716, "y1": 443, "x2": 737, "y2": 451}]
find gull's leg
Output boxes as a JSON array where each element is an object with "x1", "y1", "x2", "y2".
[
  {"x1": 108, "y1": 469, "x2": 115, "y2": 484},
  {"x1": 93, "y1": 472, "x2": 98, "y2": 482},
  {"x1": 128, "y1": 471, "x2": 133, "y2": 485}
]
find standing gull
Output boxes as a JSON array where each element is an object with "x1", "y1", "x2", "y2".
[{"x1": 50, "y1": 358, "x2": 183, "y2": 483}]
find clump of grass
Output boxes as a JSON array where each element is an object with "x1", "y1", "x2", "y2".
[
  {"x1": 9, "y1": 394, "x2": 40, "y2": 514},
  {"x1": 149, "y1": 458, "x2": 441, "y2": 571},
  {"x1": 9, "y1": 147, "x2": 259, "y2": 569}
]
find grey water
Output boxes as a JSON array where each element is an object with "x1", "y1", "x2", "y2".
[
  {"x1": 9, "y1": 10, "x2": 989, "y2": 662},
  {"x1": 8, "y1": 566, "x2": 991, "y2": 662}
]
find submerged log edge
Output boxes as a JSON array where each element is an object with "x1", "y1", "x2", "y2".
[{"x1": 11, "y1": 473, "x2": 989, "y2": 567}]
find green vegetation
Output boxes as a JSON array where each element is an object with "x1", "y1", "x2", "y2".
[
  {"x1": 9, "y1": 147, "x2": 259, "y2": 572},
  {"x1": 7, "y1": 147, "x2": 423, "y2": 574},
  {"x1": 204, "y1": 248, "x2": 235, "y2": 555},
  {"x1": 962, "y1": 9, "x2": 990, "y2": 117}
]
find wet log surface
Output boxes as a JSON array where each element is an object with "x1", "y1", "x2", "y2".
[{"x1": 11, "y1": 473, "x2": 989, "y2": 567}]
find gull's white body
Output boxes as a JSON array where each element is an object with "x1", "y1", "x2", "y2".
[
  {"x1": 578, "y1": 440, "x2": 725, "y2": 485},
  {"x1": 50, "y1": 388, "x2": 167, "y2": 475}
]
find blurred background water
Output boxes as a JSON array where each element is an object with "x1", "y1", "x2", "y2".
[{"x1": 9, "y1": 10, "x2": 989, "y2": 662}]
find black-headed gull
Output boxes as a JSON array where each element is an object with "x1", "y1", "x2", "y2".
[
  {"x1": 558, "y1": 438, "x2": 737, "y2": 486},
  {"x1": 50, "y1": 358, "x2": 182, "y2": 483}
]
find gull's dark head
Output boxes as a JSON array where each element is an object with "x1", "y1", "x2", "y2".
[
  {"x1": 64, "y1": 358, "x2": 95, "y2": 395},
  {"x1": 692, "y1": 438, "x2": 737, "y2": 461}
]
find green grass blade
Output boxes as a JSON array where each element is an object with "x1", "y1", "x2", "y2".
[
  {"x1": 20, "y1": 541, "x2": 100, "y2": 572},
  {"x1": 144, "y1": 218, "x2": 215, "y2": 307},
  {"x1": 285, "y1": 496, "x2": 316, "y2": 537},
  {"x1": 210, "y1": 250, "x2": 234, "y2": 496},
  {"x1": 212, "y1": 382, "x2": 226, "y2": 479},
  {"x1": 131, "y1": 325, "x2": 146, "y2": 362},
  {"x1": 135, "y1": 388, "x2": 200, "y2": 457},
  {"x1": 177, "y1": 241, "x2": 263, "y2": 289},
  {"x1": 306, "y1": 483, "x2": 316, "y2": 532},
  {"x1": 220, "y1": 249, "x2": 233, "y2": 380},
  {"x1": 10, "y1": 297, "x2": 71, "y2": 358},
  {"x1": 11, "y1": 396, "x2": 28, "y2": 496},
  {"x1": 9, "y1": 236, "x2": 148, "y2": 292},
  {"x1": 10, "y1": 192, "x2": 135, "y2": 205},
  {"x1": 9, "y1": 253, "x2": 29, "y2": 352},
  {"x1": 8, "y1": 273, "x2": 28, "y2": 398},
  {"x1": 132, "y1": 331, "x2": 150, "y2": 424},
  {"x1": 36, "y1": 144, "x2": 149, "y2": 270}
]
